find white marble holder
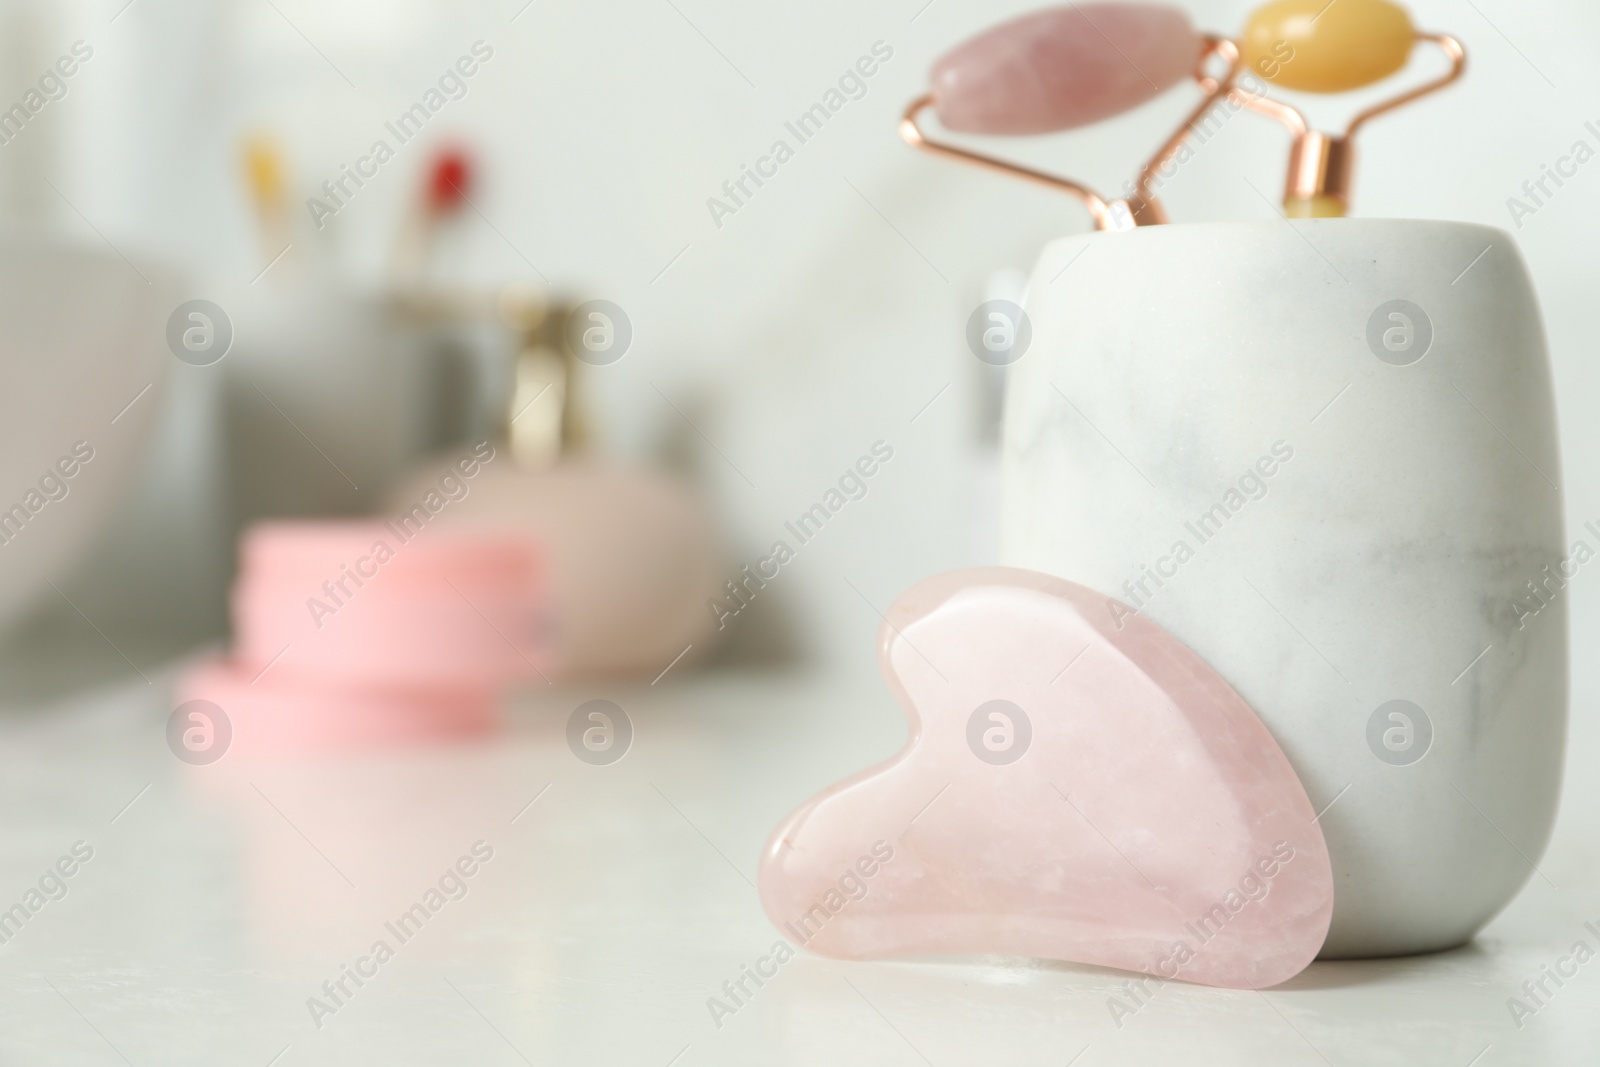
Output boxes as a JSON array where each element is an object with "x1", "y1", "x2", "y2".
[{"x1": 1000, "y1": 219, "x2": 1567, "y2": 958}]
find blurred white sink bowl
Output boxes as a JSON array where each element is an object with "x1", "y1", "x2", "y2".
[{"x1": 0, "y1": 233, "x2": 169, "y2": 630}]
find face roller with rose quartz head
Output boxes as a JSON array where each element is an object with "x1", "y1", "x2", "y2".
[{"x1": 899, "y1": 3, "x2": 1243, "y2": 231}]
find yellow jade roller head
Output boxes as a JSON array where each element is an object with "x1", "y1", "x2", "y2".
[
  {"x1": 1242, "y1": 0, "x2": 1414, "y2": 93},
  {"x1": 1234, "y1": 0, "x2": 1464, "y2": 218}
]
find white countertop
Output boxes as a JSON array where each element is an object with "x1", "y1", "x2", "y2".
[{"x1": 0, "y1": 662, "x2": 1595, "y2": 1066}]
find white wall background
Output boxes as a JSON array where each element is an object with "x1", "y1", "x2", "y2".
[{"x1": 7, "y1": 0, "x2": 1600, "y2": 677}]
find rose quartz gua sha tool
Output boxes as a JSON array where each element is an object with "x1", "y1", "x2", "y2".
[
  {"x1": 1234, "y1": 0, "x2": 1465, "y2": 217},
  {"x1": 759, "y1": 568, "x2": 1334, "y2": 988},
  {"x1": 901, "y1": 3, "x2": 1243, "y2": 230}
]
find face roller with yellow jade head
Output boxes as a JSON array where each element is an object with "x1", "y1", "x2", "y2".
[
  {"x1": 900, "y1": 3, "x2": 1242, "y2": 231},
  {"x1": 1236, "y1": 0, "x2": 1465, "y2": 218}
]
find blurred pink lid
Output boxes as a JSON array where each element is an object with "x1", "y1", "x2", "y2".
[{"x1": 231, "y1": 520, "x2": 550, "y2": 688}]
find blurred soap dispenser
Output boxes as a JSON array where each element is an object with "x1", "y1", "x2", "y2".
[{"x1": 385, "y1": 291, "x2": 727, "y2": 680}]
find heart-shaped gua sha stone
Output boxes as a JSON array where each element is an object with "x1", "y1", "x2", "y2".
[
  {"x1": 931, "y1": 4, "x2": 1201, "y2": 135},
  {"x1": 759, "y1": 568, "x2": 1333, "y2": 989}
]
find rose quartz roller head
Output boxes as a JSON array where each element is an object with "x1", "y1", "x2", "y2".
[
  {"x1": 902, "y1": 4, "x2": 1242, "y2": 230},
  {"x1": 177, "y1": 521, "x2": 547, "y2": 754},
  {"x1": 929, "y1": 4, "x2": 1199, "y2": 134},
  {"x1": 759, "y1": 568, "x2": 1334, "y2": 988}
]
